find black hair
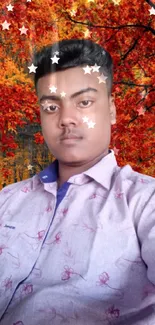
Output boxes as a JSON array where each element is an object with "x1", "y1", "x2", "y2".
[{"x1": 33, "y1": 39, "x2": 113, "y2": 97}]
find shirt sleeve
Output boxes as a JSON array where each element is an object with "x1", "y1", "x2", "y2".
[{"x1": 135, "y1": 181, "x2": 155, "y2": 285}]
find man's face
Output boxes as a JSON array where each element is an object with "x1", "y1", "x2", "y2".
[{"x1": 37, "y1": 66, "x2": 116, "y2": 165}]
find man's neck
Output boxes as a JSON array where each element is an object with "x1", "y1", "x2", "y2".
[{"x1": 57, "y1": 149, "x2": 109, "y2": 188}]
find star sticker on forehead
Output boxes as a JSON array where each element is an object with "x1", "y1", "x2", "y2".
[
  {"x1": 82, "y1": 65, "x2": 92, "y2": 74},
  {"x1": 97, "y1": 73, "x2": 108, "y2": 84},
  {"x1": 51, "y1": 54, "x2": 60, "y2": 64},
  {"x1": 60, "y1": 91, "x2": 66, "y2": 98},
  {"x1": 28, "y1": 63, "x2": 38, "y2": 73},
  {"x1": 49, "y1": 85, "x2": 57, "y2": 93},
  {"x1": 91, "y1": 63, "x2": 101, "y2": 72}
]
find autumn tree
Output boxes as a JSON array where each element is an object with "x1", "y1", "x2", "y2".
[{"x1": 0, "y1": 0, "x2": 155, "y2": 188}]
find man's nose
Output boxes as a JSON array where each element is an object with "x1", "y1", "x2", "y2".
[{"x1": 58, "y1": 103, "x2": 80, "y2": 127}]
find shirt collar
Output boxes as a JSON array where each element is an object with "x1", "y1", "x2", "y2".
[{"x1": 34, "y1": 149, "x2": 119, "y2": 191}]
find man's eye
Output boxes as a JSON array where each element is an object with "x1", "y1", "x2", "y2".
[
  {"x1": 42, "y1": 105, "x2": 58, "y2": 112},
  {"x1": 79, "y1": 100, "x2": 93, "y2": 107},
  {"x1": 41, "y1": 100, "x2": 93, "y2": 112}
]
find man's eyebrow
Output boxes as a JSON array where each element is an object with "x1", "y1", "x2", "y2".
[{"x1": 39, "y1": 87, "x2": 98, "y2": 103}]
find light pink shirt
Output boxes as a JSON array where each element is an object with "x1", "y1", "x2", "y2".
[{"x1": 0, "y1": 149, "x2": 155, "y2": 325}]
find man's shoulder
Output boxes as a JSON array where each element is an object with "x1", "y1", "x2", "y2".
[
  {"x1": 119, "y1": 163, "x2": 155, "y2": 207},
  {"x1": 0, "y1": 174, "x2": 41, "y2": 203},
  {"x1": 1, "y1": 177, "x2": 32, "y2": 192},
  {"x1": 119, "y1": 163, "x2": 155, "y2": 187}
]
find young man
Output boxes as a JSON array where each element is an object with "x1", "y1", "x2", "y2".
[{"x1": 0, "y1": 39, "x2": 155, "y2": 325}]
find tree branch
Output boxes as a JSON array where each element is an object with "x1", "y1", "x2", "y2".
[
  {"x1": 63, "y1": 11, "x2": 155, "y2": 35},
  {"x1": 121, "y1": 35, "x2": 143, "y2": 61},
  {"x1": 113, "y1": 81, "x2": 152, "y2": 88}
]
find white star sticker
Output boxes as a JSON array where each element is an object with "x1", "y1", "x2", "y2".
[
  {"x1": 51, "y1": 54, "x2": 60, "y2": 64},
  {"x1": 87, "y1": 120, "x2": 96, "y2": 128},
  {"x1": 112, "y1": 0, "x2": 121, "y2": 4},
  {"x1": 28, "y1": 63, "x2": 38, "y2": 73},
  {"x1": 91, "y1": 63, "x2": 101, "y2": 72},
  {"x1": 1, "y1": 20, "x2": 11, "y2": 30},
  {"x1": 6, "y1": 4, "x2": 14, "y2": 11},
  {"x1": 41, "y1": 100, "x2": 48, "y2": 108},
  {"x1": 149, "y1": 7, "x2": 155, "y2": 15},
  {"x1": 19, "y1": 26, "x2": 28, "y2": 35},
  {"x1": 84, "y1": 29, "x2": 91, "y2": 38},
  {"x1": 49, "y1": 85, "x2": 57, "y2": 93},
  {"x1": 60, "y1": 91, "x2": 66, "y2": 98},
  {"x1": 27, "y1": 164, "x2": 33, "y2": 170},
  {"x1": 82, "y1": 116, "x2": 90, "y2": 123},
  {"x1": 70, "y1": 9, "x2": 77, "y2": 16},
  {"x1": 97, "y1": 73, "x2": 108, "y2": 84},
  {"x1": 82, "y1": 65, "x2": 92, "y2": 74}
]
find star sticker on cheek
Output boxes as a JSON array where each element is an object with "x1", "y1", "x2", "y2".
[
  {"x1": 82, "y1": 65, "x2": 92, "y2": 74},
  {"x1": 82, "y1": 116, "x2": 90, "y2": 123},
  {"x1": 51, "y1": 54, "x2": 60, "y2": 64},
  {"x1": 49, "y1": 85, "x2": 57, "y2": 93},
  {"x1": 60, "y1": 91, "x2": 66, "y2": 98},
  {"x1": 97, "y1": 73, "x2": 108, "y2": 84},
  {"x1": 82, "y1": 116, "x2": 96, "y2": 128},
  {"x1": 87, "y1": 120, "x2": 96, "y2": 128}
]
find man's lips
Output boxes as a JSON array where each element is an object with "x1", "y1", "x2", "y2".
[
  {"x1": 60, "y1": 135, "x2": 82, "y2": 140},
  {"x1": 60, "y1": 134, "x2": 83, "y2": 145}
]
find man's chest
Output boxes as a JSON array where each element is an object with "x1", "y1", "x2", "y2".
[{"x1": 0, "y1": 191, "x2": 151, "y2": 320}]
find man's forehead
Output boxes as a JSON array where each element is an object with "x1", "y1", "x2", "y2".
[
  {"x1": 37, "y1": 66, "x2": 107, "y2": 99},
  {"x1": 38, "y1": 66, "x2": 98, "y2": 85}
]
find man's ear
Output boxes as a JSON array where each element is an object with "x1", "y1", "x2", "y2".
[{"x1": 109, "y1": 96, "x2": 116, "y2": 125}]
